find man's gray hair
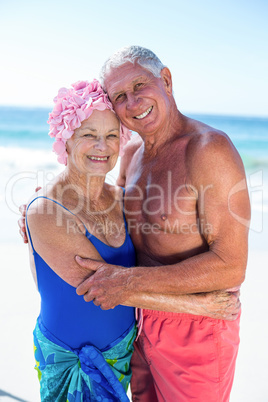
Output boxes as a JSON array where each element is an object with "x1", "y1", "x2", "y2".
[{"x1": 100, "y1": 46, "x2": 166, "y2": 90}]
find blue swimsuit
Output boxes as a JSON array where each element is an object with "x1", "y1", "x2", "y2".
[{"x1": 26, "y1": 195, "x2": 136, "y2": 401}]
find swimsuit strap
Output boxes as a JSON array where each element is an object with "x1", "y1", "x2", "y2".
[
  {"x1": 25, "y1": 196, "x2": 87, "y2": 253},
  {"x1": 83, "y1": 187, "x2": 128, "y2": 246},
  {"x1": 26, "y1": 189, "x2": 127, "y2": 252}
]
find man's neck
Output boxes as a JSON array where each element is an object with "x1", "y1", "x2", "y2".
[{"x1": 141, "y1": 109, "x2": 185, "y2": 158}]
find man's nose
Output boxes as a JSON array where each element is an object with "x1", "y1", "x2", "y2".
[{"x1": 126, "y1": 93, "x2": 141, "y2": 110}]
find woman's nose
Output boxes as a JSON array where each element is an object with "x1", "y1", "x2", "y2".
[{"x1": 94, "y1": 136, "x2": 107, "y2": 151}]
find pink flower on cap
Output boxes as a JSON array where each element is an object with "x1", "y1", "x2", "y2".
[{"x1": 48, "y1": 79, "x2": 131, "y2": 165}]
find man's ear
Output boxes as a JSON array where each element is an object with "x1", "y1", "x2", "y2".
[{"x1": 160, "y1": 67, "x2": 173, "y2": 95}]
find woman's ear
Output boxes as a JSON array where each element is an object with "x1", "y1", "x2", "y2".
[
  {"x1": 65, "y1": 140, "x2": 70, "y2": 154},
  {"x1": 160, "y1": 67, "x2": 173, "y2": 95}
]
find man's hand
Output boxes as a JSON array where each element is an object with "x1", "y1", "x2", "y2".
[
  {"x1": 75, "y1": 256, "x2": 241, "y2": 320},
  {"x1": 76, "y1": 256, "x2": 133, "y2": 310},
  {"x1": 18, "y1": 187, "x2": 42, "y2": 244},
  {"x1": 18, "y1": 204, "x2": 28, "y2": 243}
]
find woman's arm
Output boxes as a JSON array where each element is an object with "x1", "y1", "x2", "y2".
[
  {"x1": 122, "y1": 289, "x2": 241, "y2": 320},
  {"x1": 26, "y1": 197, "x2": 102, "y2": 287}
]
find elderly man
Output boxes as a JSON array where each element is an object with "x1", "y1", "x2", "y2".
[{"x1": 75, "y1": 46, "x2": 250, "y2": 402}]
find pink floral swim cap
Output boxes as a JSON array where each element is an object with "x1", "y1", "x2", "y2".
[{"x1": 48, "y1": 79, "x2": 131, "y2": 165}]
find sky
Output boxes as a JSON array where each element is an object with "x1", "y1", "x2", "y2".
[{"x1": 1, "y1": 0, "x2": 267, "y2": 117}]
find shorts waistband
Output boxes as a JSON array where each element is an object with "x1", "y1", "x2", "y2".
[
  {"x1": 135, "y1": 308, "x2": 241, "y2": 341},
  {"x1": 140, "y1": 309, "x2": 225, "y2": 322}
]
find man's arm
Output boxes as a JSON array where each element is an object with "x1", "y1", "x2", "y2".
[
  {"x1": 18, "y1": 187, "x2": 41, "y2": 244},
  {"x1": 116, "y1": 134, "x2": 143, "y2": 187},
  {"x1": 76, "y1": 257, "x2": 240, "y2": 320},
  {"x1": 18, "y1": 204, "x2": 28, "y2": 243},
  {"x1": 76, "y1": 132, "x2": 250, "y2": 310}
]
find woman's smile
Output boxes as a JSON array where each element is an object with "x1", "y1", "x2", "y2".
[{"x1": 87, "y1": 155, "x2": 110, "y2": 162}]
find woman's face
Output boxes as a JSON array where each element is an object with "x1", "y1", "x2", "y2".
[{"x1": 66, "y1": 109, "x2": 120, "y2": 176}]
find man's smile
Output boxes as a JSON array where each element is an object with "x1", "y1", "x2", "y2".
[{"x1": 134, "y1": 106, "x2": 153, "y2": 120}]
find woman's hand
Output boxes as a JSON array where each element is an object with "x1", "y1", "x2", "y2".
[{"x1": 186, "y1": 289, "x2": 241, "y2": 320}]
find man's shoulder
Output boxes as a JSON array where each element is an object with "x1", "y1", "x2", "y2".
[
  {"x1": 122, "y1": 133, "x2": 143, "y2": 157},
  {"x1": 186, "y1": 119, "x2": 236, "y2": 159},
  {"x1": 120, "y1": 134, "x2": 143, "y2": 165},
  {"x1": 183, "y1": 118, "x2": 244, "y2": 182},
  {"x1": 117, "y1": 134, "x2": 143, "y2": 186}
]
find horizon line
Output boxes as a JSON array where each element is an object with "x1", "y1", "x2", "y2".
[{"x1": 0, "y1": 104, "x2": 267, "y2": 120}]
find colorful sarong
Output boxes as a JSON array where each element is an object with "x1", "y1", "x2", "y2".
[{"x1": 33, "y1": 319, "x2": 136, "y2": 401}]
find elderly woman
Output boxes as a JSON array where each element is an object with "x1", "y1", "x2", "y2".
[{"x1": 25, "y1": 80, "x2": 135, "y2": 401}]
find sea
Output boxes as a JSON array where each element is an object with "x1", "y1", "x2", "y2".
[{"x1": 1, "y1": 106, "x2": 268, "y2": 244}]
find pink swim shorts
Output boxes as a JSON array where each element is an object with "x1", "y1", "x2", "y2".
[{"x1": 130, "y1": 309, "x2": 240, "y2": 402}]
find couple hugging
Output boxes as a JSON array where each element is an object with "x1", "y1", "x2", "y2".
[{"x1": 19, "y1": 45, "x2": 250, "y2": 402}]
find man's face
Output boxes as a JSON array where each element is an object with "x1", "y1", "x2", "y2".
[{"x1": 104, "y1": 63, "x2": 172, "y2": 136}]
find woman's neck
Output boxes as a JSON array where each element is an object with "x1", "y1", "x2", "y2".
[{"x1": 60, "y1": 166, "x2": 107, "y2": 202}]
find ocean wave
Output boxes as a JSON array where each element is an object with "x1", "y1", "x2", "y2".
[
  {"x1": 1, "y1": 147, "x2": 62, "y2": 217},
  {"x1": 241, "y1": 153, "x2": 268, "y2": 170},
  {"x1": 1, "y1": 144, "x2": 268, "y2": 179},
  {"x1": 0, "y1": 146, "x2": 60, "y2": 172},
  {"x1": 231, "y1": 134, "x2": 268, "y2": 142},
  {"x1": 1, "y1": 145, "x2": 267, "y2": 236}
]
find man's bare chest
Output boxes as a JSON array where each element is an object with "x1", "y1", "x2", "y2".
[
  {"x1": 124, "y1": 163, "x2": 198, "y2": 232},
  {"x1": 124, "y1": 165, "x2": 209, "y2": 264}
]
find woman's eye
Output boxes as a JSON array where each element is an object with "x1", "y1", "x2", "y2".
[
  {"x1": 84, "y1": 133, "x2": 94, "y2": 138},
  {"x1": 107, "y1": 134, "x2": 118, "y2": 138}
]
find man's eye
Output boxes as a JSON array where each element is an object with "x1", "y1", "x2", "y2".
[
  {"x1": 115, "y1": 93, "x2": 124, "y2": 101},
  {"x1": 135, "y1": 83, "x2": 143, "y2": 90}
]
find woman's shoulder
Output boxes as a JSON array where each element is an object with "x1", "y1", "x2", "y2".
[
  {"x1": 26, "y1": 184, "x2": 76, "y2": 230},
  {"x1": 104, "y1": 183, "x2": 124, "y2": 201},
  {"x1": 26, "y1": 188, "x2": 48, "y2": 213},
  {"x1": 27, "y1": 174, "x2": 68, "y2": 213},
  {"x1": 26, "y1": 191, "x2": 87, "y2": 253}
]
